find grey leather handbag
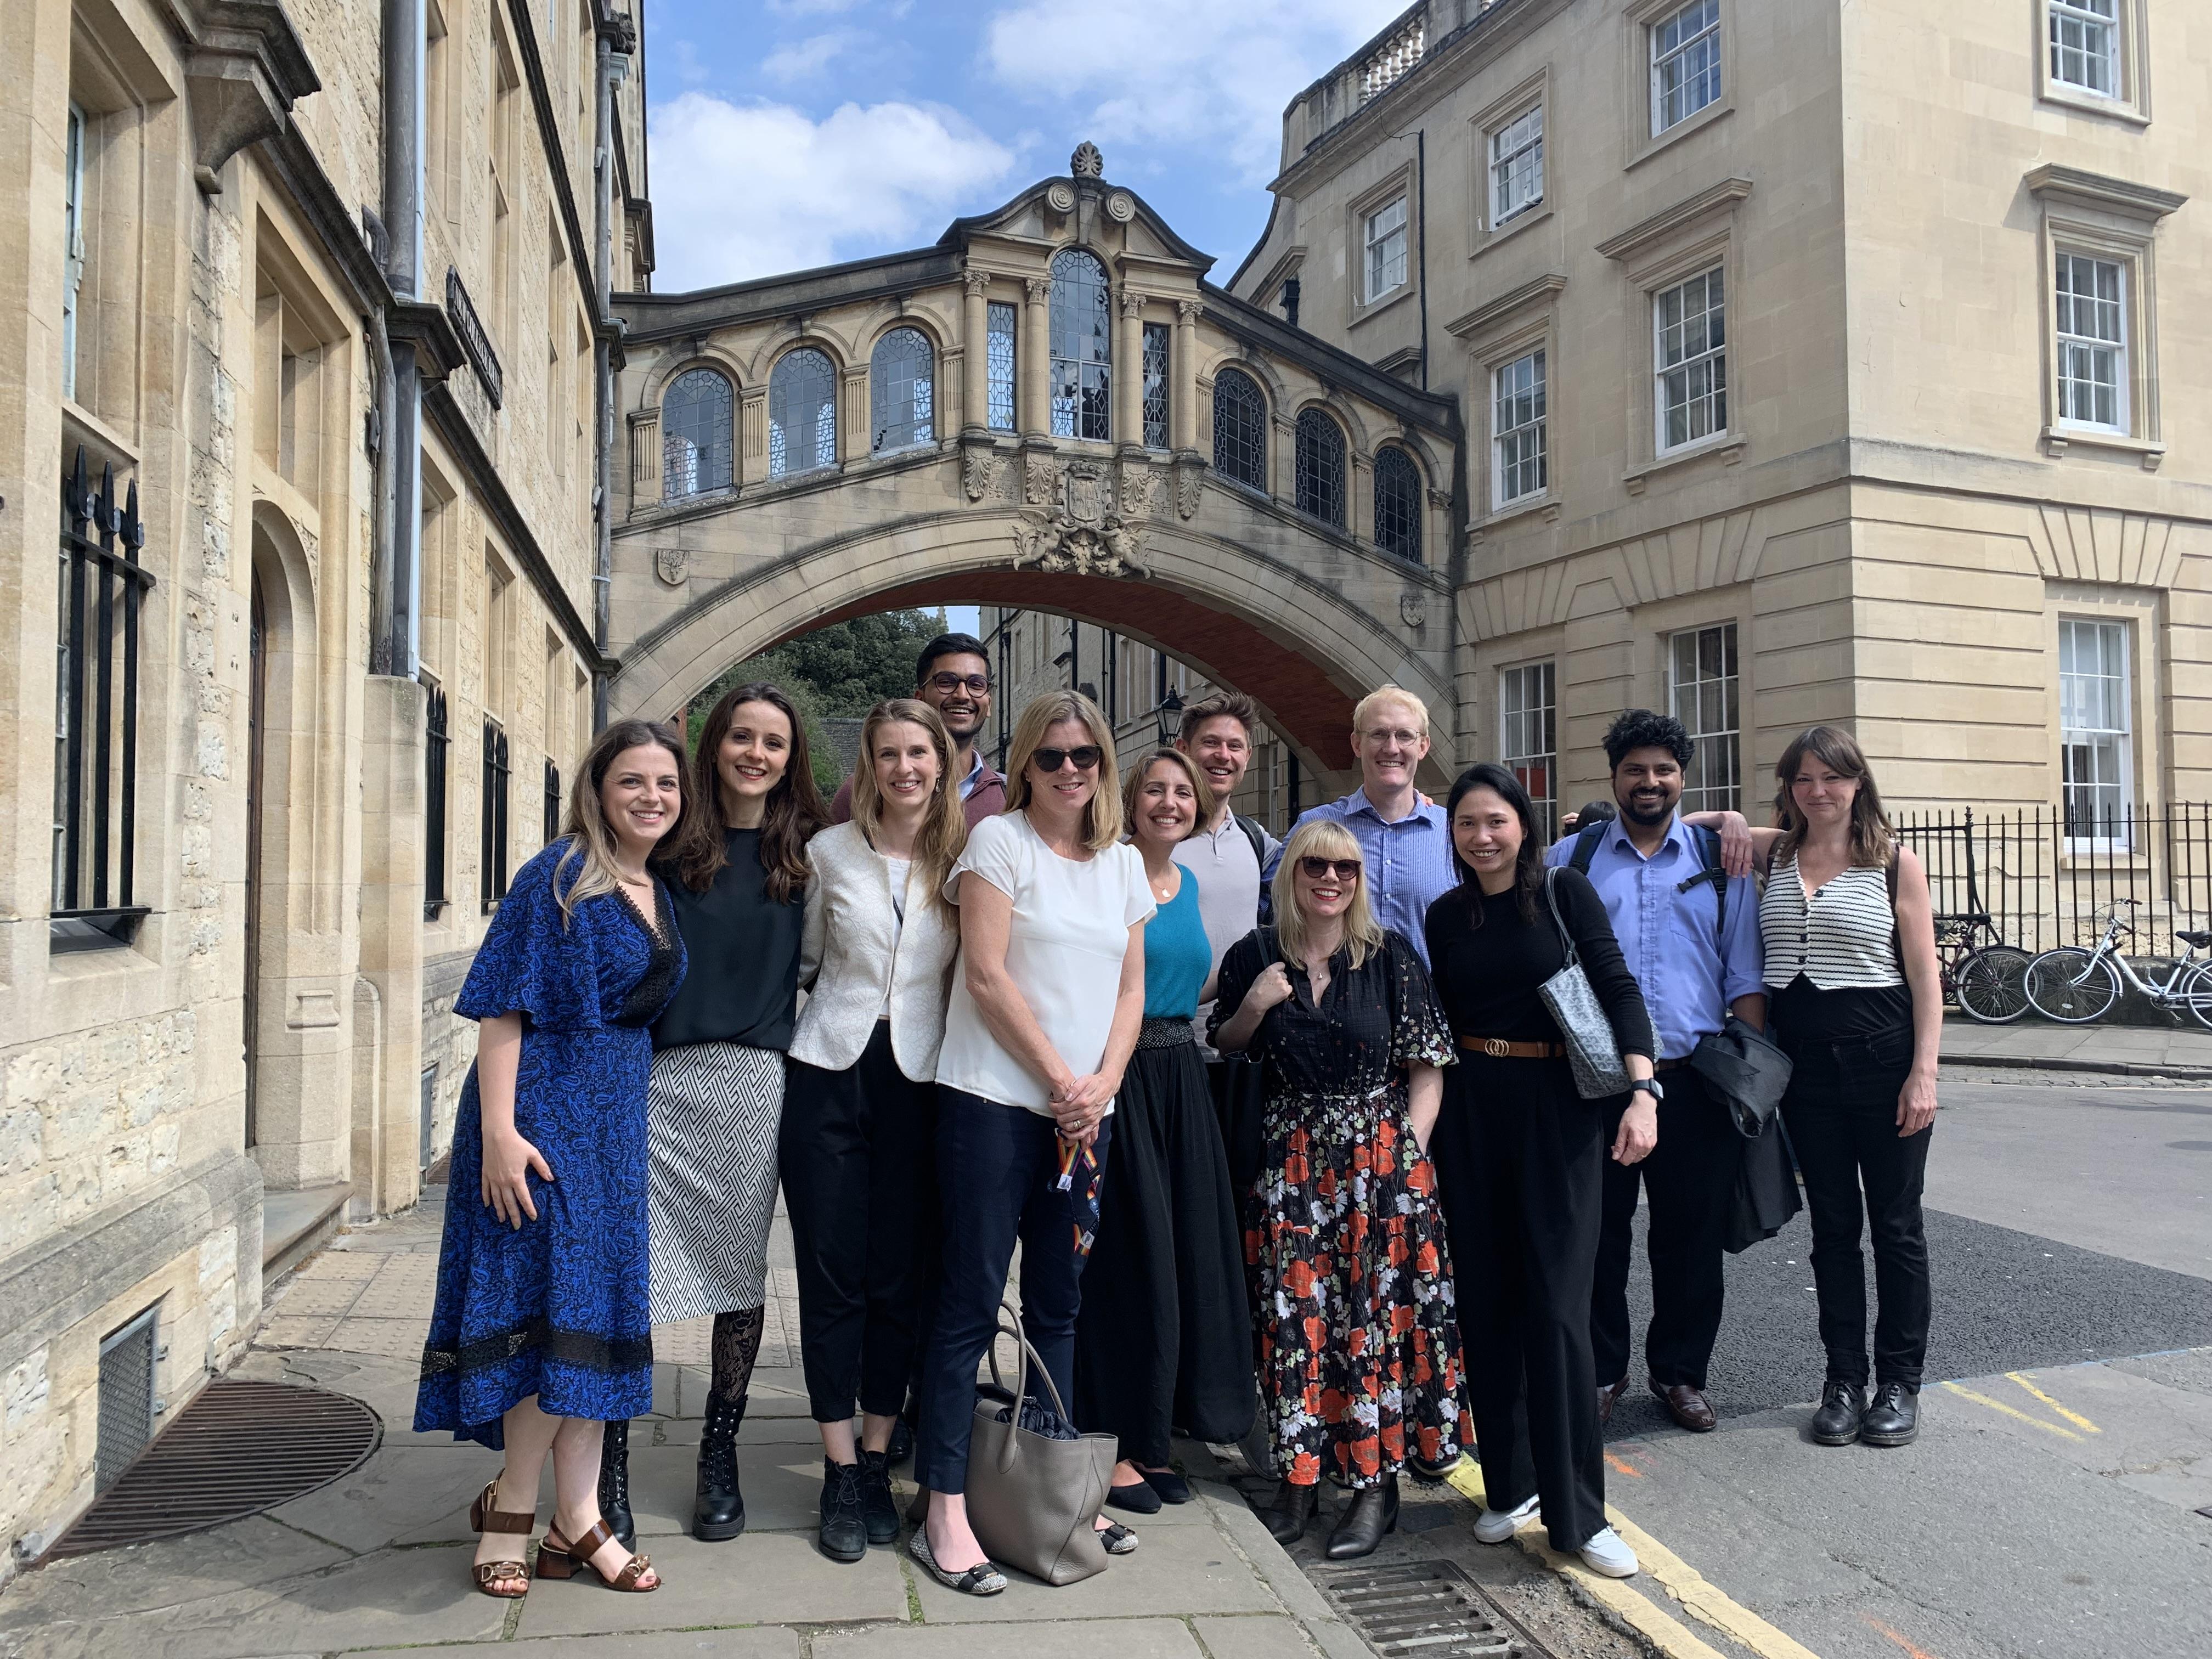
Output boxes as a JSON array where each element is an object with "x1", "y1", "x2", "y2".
[
  {"x1": 1536, "y1": 868, "x2": 1633, "y2": 1099},
  {"x1": 964, "y1": 1297, "x2": 1119, "y2": 1585}
]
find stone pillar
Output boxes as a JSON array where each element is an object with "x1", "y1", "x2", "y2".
[
  {"x1": 1351, "y1": 449, "x2": 1374, "y2": 546},
  {"x1": 1113, "y1": 286, "x2": 1145, "y2": 449},
  {"x1": 962, "y1": 270, "x2": 991, "y2": 436},
  {"x1": 1173, "y1": 299, "x2": 1201, "y2": 454},
  {"x1": 841, "y1": 366, "x2": 869, "y2": 464},
  {"x1": 357, "y1": 673, "x2": 428, "y2": 1217},
  {"x1": 1021, "y1": 275, "x2": 1051, "y2": 438}
]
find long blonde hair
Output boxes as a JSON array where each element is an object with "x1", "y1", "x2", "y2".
[
  {"x1": 556, "y1": 719, "x2": 688, "y2": 925},
  {"x1": 849, "y1": 698, "x2": 967, "y2": 914},
  {"x1": 1270, "y1": 819, "x2": 1384, "y2": 970},
  {"x1": 1121, "y1": 748, "x2": 1211, "y2": 843},
  {"x1": 1001, "y1": 690, "x2": 1124, "y2": 853}
]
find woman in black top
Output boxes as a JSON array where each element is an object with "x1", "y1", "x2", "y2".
[{"x1": 1423, "y1": 765, "x2": 1657, "y2": 1577}]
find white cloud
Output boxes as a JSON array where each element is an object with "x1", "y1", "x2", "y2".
[
  {"x1": 647, "y1": 93, "x2": 1017, "y2": 289},
  {"x1": 761, "y1": 29, "x2": 860, "y2": 82},
  {"x1": 983, "y1": 0, "x2": 1407, "y2": 185}
]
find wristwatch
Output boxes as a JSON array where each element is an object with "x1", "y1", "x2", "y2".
[{"x1": 1628, "y1": 1077, "x2": 1665, "y2": 1103}]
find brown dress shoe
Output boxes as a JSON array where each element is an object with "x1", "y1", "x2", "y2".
[
  {"x1": 1596, "y1": 1376, "x2": 1632, "y2": 1425},
  {"x1": 1650, "y1": 1380, "x2": 1718, "y2": 1432}
]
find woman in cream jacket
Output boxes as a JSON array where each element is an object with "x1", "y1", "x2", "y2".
[{"x1": 782, "y1": 698, "x2": 967, "y2": 1562}]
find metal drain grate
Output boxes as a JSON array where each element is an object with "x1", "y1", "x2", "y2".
[
  {"x1": 1311, "y1": 1557, "x2": 1553, "y2": 1658},
  {"x1": 49, "y1": 1378, "x2": 381, "y2": 1557}
]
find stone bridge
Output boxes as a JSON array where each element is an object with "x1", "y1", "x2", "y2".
[{"x1": 606, "y1": 148, "x2": 1462, "y2": 782}]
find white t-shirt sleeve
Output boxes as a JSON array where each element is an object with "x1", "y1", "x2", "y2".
[
  {"x1": 947, "y1": 812, "x2": 1025, "y2": 905},
  {"x1": 1120, "y1": 844, "x2": 1157, "y2": 929}
]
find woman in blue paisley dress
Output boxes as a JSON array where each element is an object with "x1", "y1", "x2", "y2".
[{"x1": 415, "y1": 719, "x2": 688, "y2": 1599}]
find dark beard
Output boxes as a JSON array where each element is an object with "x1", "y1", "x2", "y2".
[{"x1": 1619, "y1": 792, "x2": 1675, "y2": 827}]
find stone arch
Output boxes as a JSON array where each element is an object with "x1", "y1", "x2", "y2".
[
  {"x1": 738, "y1": 325, "x2": 854, "y2": 387},
  {"x1": 634, "y1": 343, "x2": 746, "y2": 412},
  {"x1": 1198, "y1": 345, "x2": 1288, "y2": 413},
  {"x1": 1292, "y1": 392, "x2": 1372, "y2": 457}
]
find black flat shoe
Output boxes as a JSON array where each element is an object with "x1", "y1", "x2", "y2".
[
  {"x1": 886, "y1": 1415, "x2": 915, "y2": 1467},
  {"x1": 1138, "y1": 1466, "x2": 1192, "y2": 1505},
  {"x1": 599, "y1": 1418, "x2": 635, "y2": 1548},
  {"x1": 1861, "y1": 1381, "x2": 1920, "y2": 1447},
  {"x1": 1324, "y1": 1477, "x2": 1398, "y2": 1561},
  {"x1": 1810, "y1": 1381, "x2": 1867, "y2": 1447},
  {"x1": 859, "y1": 1448, "x2": 899, "y2": 1545},
  {"x1": 693, "y1": 1390, "x2": 747, "y2": 1542},
  {"x1": 1107, "y1": 1478, "x2": 1163, "y2": 1515},
  {"x1": 818, "y1": 1459, "x2": 868, "y2": 1563},
  {"x1": 1261, "y1": 1479, "x2": 1318, "y2": 1544}
]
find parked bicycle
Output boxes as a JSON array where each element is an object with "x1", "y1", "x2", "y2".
[
  {"x1": 2022, "y1": 899, "x2": 2212, "y2": 1026},
  {"x1": 1939, "y1": 914, "x2": 2033, "y2": 1024}
]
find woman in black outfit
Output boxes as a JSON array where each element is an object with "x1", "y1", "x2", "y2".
[{"x1": 1423, "y1": 765, "x2": 1657, "y2": 1580}]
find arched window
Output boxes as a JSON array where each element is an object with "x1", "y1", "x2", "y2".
[
  {"x1": 1211, "y1": 368, "x2": 1267, "y2": 489},
  {"x1": 1294, "y1": 409, "x2": 1346, "y2": 528},
  {"x1": 1373, "y1": 446, "x2": 1423, "y2": 562},
  {"x1": 870, "y1": 327, "x2": 934, "y2": 454},
  {"x1": 1049, "y1": 248, "x2": 1111, "y2": 441},
  {"x1": 661, "y1": 368, "x2": 733, "y2": 499},
  {"x1": 768, "y1": 347, "x2": 837, "y2": 478}
]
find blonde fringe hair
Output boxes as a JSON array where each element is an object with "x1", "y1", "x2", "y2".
[
  {"x1": 556, "y1": 719, "x2": 689, "y2": 926},
  {"x1": 1001, "y1": 690, "x2": 1124, "y2": 852},
  {"x1": 849, "y1": 698, "x2": 967, "y2": 914},
  {"x1": 1271, "y1": 819, "x2": 1385, "y2": 970},
  {"x1": 1121, "y1": 748, "x2": 1211, "y2": 842}
]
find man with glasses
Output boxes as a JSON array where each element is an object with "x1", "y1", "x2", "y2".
[
  {"x1": 1263, "y1": 685, "x2": 1457, "y2": 967},
  {"x1": 831, "y1": 632, "x2": 1006, "y2": 828}
]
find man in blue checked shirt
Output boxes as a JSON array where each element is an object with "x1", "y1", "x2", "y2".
[
  {"x1": 1265, "y1": 685, "x2": 1459, "y2": 968},
  {"x1": 1550, "y1": 708, "x2": 1765, "y2": 1435}
]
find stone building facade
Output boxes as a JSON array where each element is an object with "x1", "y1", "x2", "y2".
[{"x1": 0, "y1": 0, "x2": 652, "y2": 1568}]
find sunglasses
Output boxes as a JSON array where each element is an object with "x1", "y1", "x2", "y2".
[
  {"x1": 1032, "y1": 746, "x2": 1103, "y2": 774},
  {"x1": 927, "y1": 672, "x2": 991, "y2": 695},
  {"x1": 1298, "y1": 857, "x2": 1362, "y2": 882}
]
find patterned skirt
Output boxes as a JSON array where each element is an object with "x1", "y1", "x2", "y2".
[
  {"x1": 648, "y1": 1041, "x2": 783, "y2": 1324},
  {"x1": 1247, "y1": 1082, "x2": 1474, "y2": 1488}
]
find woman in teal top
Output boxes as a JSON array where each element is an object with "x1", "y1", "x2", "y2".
[{"x1": 1075, "y1": 751, "x2": 1256, "y2": 1512}]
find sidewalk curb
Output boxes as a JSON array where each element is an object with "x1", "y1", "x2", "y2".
[{"x1": 1940, "y1": 1049, "x2": 2212, "y2": 1080}]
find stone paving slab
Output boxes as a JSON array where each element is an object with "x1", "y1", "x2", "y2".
[
  {"x1": 905, "y1": 1524, "x2": 1283, "y2": 1624},
  {"x1": 1942, "y1": 1013, "x2": 2212, "y2": 1073},
  {"x1": 1190, "y1": 1613, "x2": 1326, "y2": 1659},
  {"x1": 373, "y1": 1635, "x2": 798, "y2": 1658},
  {"x1": 512, "y1": 1531, "x2": 910, "y2": 1637},
  {"x1": 811, "y1": 1617, "x2": 1209, "y2": 1658}
]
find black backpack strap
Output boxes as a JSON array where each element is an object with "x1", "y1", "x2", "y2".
[
  {"x1": 1674, "y1": 823, "x2": 1729, "y2": 938},
  {"x1": 1568, "y1": 819, "x2": 1607, "y2": 877},
  {"x1": 1886, "y1": 848, "x2": 1903, "y2": 974}
]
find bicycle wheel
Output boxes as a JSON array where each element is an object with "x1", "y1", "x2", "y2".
[
  {"x1": 1955, "y1": 945, "x2": 2033, "y2": 1024},
  {"x1": 2179, "y1": 962, "x2": 2212, "y2": 1032},
  {"x1": 2023, "y1": 947, "x2": 2120, "y2": 1024}
]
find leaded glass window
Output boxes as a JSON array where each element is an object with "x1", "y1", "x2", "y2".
[
  {"x1": 768, "y1": 347, "x2": 837, "y2": 478},
  {"x1": 986, "y1": 301, "x2": 1017, "y2": 432},
  {"x1": 1373, "y1": 447, "x2": 1422, "y2": 562},
  {"x1": 1049, "y1": 249, "x2": 1111, "y2": 441},
  {"x1": 870, "y1": 327, "x2": 934, "y2": 454},
  {"x1": 1142, "y1": 322, "x2": 1170, "y2": 450},
  {"x1": 1294, "y1": 410, "x2": 1345, "y2": 528},
  {"x1": 662, "y1": 368, "x2": 733, "y2": 498},
  {"x1": 1212, "y1": 368, "x2": 1267, "y2": 489}
]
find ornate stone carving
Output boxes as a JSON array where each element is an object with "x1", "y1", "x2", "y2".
[
  {"x1": 1046, "y1": 182, "x2": 1076, "y2": 213},
  {"x1": 1175, "y1": 460, "x2": 1205, "y2": 521},
  {"x1": 1023, "y1": 450, "x2": 1058, "y2": 505},
  {"x1": 655, "y1": 547, "x2": 689, "y2": 586},
  {"x1": 1117, "y1": 286, "x2": 1148, "y2": 318},
  {"x1": 963, "y1": 268, "x2": 992, "y2": 298},
  {"x1": 1025, "y1": 275, "x2": 1053, "y2": 305},
  {"x1": 1071, "y1": 141, "x2": 1105, "y2": 179},
  {"x1": 1399, "y1": 593, "x2": 1427, "y2": 629},
  {"x1": 1116, "y1": 458, "x2": 1154, "y2": 520},
  {"x1": 1177, "y1": 299, "x2": 1203, "y2": 324},
  {"x1": 1011, "y1": 459, "x2": 1149, "y2": 579},
  {"x1": 1106, "y1": 190, "x2": 1136, "y2": 224},
  {"x1": 962, "y1": 448, "x2": 1000, "y2": 503},
  {"x1": 182, "y1": 1, "x2": 321, "y2": 195}
]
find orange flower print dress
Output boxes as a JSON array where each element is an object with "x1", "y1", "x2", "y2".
[{"x1": 1210, "y1": 927, "x2": 1472, "y2": 1489}]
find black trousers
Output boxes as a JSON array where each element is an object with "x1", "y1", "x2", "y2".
[
  {"x1": 1430, "y1": 1054, "x2": 1608, "y2": 1552},
  {"x1": 1780, "y1": 1030, "x2": 1931, "y2": 1388},
  {"x1": 1593, "y1": 1068, "x2": 1737, "y2": 1390},
  {"x1": 916, "y1": 1088, "x2": 1111, "y2": 1496},
  {"x1": 1206, "y1": 1053, "x2": 1268, "y2": 1231},
  {"x1": 781, "y1": 1024, "x2": 940, "y2": 1424}
]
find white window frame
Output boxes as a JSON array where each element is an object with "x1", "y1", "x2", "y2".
[
  {"x1": 2053, "y1": 250, "x2": 2129, "y2": 435},
  {"x1": 63, "y1": 103, "x2": 86, "y2": 403},
  {"x1": 1364, "y1": 196, "x2": 1409, "y2": 303},
  {"x1": 1649, "y1": 0, "x2": 1722, "y2": 138},
  {"x1": 2059, "y1": 617, "x2": 2133, "y2": 850},
  {"x1": 1667, "y1": 622, "x2": 1740, "y2": 816},
  {"x1": 1499, "y1": 661, "x2": 1558, "y2": 837},
  {"x1": 1492, "y1": 349, "x2": 1548, "y2": 510},
  {"x1": 2048, "y1": 0, "x2": 2120, "y2": 99},
  {"x1": 1652, "y1": 266, "x2": 1727, "y2": 454},
  {"x1": 1489, "y1": 104, "x2": 1544, "y2": 228}
]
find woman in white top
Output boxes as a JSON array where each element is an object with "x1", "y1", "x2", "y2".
[
  {"x1": 912, "y1": 691, "x2": 1153, "y2": 1596},
  {"x1": 783, "y1": 700, "x2": 966, "y2": 1564}
]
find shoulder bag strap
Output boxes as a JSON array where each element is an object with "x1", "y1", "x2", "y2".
[{"x1": 1542, "y1": 866, "x2": 1579, "y2": 967}]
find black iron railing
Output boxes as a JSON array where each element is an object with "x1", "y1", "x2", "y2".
[
  {"x1": 423, "y1": 680, "x2": 448, "y2": 916},
  {"x1": 481, "y1": 718, "x2": 510, "y2": 913},
  {"x1": 543, "y1": 758, "x2": 562, "y2": 848},
  {"x1": 53, "y1": 447, "x2": 155, "y2": 949}
]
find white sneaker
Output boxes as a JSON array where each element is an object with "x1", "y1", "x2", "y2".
[
  {"x1": 1578, "y1": 1525, "x2": 1639, "y2": 1578},
  {"x1": 1472, "y1": 1493, "x2": 1539, "y2": 1544}
]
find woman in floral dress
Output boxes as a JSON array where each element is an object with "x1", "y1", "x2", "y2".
[{"x1": 1211, "y1": 818, "x2": 1468, "y2": 1562}]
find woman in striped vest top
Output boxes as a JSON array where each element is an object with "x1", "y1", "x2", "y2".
[{"x1": 1753, "y1": 726, "x2": 1942, "y2": 1451}]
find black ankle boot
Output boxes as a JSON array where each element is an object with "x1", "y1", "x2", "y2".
[
  {"x1": 1860, "y1": 1381, "x2": 1920, "y2": 1448},
  {"x1": 599, "y1": 1418, "x2": 635, "y2": 1547},
  {"x1": 1324, "y1": 1476, "x2": 1398, "y2": 1561},
  {"x1": 1810, "y1": 1381, "x2": 1867, "y2": 1447},
  {"x1": 819, "y1": 1459, "x2": 868, "y2": 1562},
  {"x1": 693, "y1": 1390, "x2": 747, "y2": 1541},
  {"x1": 859, "y1": 1448, "x2": 899, "y2": 1545},
  {"x1": 1261, "y1": 1479, "x2": 1318, "y2": 1544}
]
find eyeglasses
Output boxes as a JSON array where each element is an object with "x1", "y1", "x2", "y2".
[
  {"x1": 1298, "y1": 857, "x2": 1362, "y2": 881},
  {"x1": 1032, "y1": 746, "x2": 1102, "y2": 774},
  {"x1": 1359, "y1": 727, "x2": 1424, "y2": 748},
  {"x1": 927, "y1": 673, "x2": 991, "y2": 695}
]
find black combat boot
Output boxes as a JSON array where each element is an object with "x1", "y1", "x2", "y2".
[
  {"x1": 859, "y1": 1448, "x2": 900, "y2": 1545},
  {"x1": 692, "y1": 1390, "x2": 748, "y2": 1541},
  {"x1": 819, "y1": 1458, "x2": 868, "y2": 1562},
  {"x1": 599, "y1": 1418, "x2": 635, "y2": 1547},
  {"x1": 1809, "y1": 1381, "x2": 1866, "y2": 1447},
  {"x1": 1860, "y1": 1381, "x2": 1920, "y2": 1448}
]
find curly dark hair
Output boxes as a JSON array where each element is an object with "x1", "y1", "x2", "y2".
[{"x1": 1602, "y1": 708, "x2": 1694, "y2": 772}]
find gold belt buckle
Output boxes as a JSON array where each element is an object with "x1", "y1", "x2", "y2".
[{"x1": 1483, "y1": 1037, "x2": 1511, "y2": 1058}]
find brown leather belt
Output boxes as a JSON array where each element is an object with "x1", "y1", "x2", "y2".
[
  {"x1": 1457, "y1": 1036, "x2": 1565, "y2": 1059},
  {"x1": 1655, "y1": 1057, "x2": 1693, "y2": 1073}
]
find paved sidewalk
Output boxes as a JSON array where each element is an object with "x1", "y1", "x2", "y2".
[{"x1": 1941, "y1": 1012, "x2": 2212, "y2": 1076}]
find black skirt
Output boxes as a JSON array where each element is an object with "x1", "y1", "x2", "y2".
[{"x1": 1074, "y1": 1029, "x2": 1256, "y2": 1464}]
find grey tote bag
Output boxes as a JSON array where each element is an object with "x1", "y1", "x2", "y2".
[{"x1": 964, "y1": 1297, "x2": 1119, "y2": 1586}]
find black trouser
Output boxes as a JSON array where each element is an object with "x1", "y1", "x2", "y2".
[
  {"x1": 916, "y1": 1088, "x2": 1111, "y2": 1496},
  {"x1": 1430, "y1": 1054, "x2": 1608, "y2": 1552},
  {"x1": 1593, "y1": 1067, "x2": 1736, "y2": 1391},
  {"x1": 1780, "y1": 1029, "x2": 1931, "y2": 1389},
  {"x1": 782, "y1": 1025, "x2": 941, "y2": 1424},
  {"x1": 1206, "y1": 1053, "x2": 1268, "y2": 1231}
]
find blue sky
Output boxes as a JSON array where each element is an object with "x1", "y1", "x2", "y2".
[{"x1": 639, "y1": 0, "x2": 1412, "y2": 295}]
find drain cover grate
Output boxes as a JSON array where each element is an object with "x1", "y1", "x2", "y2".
[
  {"x1": 1311, "y1": 1557, "x2": 1553, "y2": 1657},
  {"x1": 48, "y1": 1378, "x2": 381, "y2": 1557}
]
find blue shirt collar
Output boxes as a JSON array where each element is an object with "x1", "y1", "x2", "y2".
[
  {"x1": 1345, "y1": 786, "x2": 1441, "y2": 827},
  {"x1": 1601, "y1": 811, "x2": 1692, "y2": 862}
]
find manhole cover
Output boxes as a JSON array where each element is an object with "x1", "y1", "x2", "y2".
[
  {"x1": 48, "y1": 1378, "x2": 381, "y2": 1557},
  {"x1": 1311, "y1": 1557, "x2": 1553, "y2": 1657}
]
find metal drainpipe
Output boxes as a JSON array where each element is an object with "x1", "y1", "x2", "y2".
[
  {"x1": 380, "y1": 0, "x2": 426, "y2": 678},
  {"x1": 592, "y1": 20, "x2": 629, "y2": 731}
]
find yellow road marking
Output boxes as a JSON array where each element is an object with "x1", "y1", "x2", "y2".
[
  {"x1": 1446, "y1": 1459, "x2": 1822, "y2": 1659},
  {"x1": 1862, "y1": 1613, "x2": 1944, "y2": 1659},
  {"x1": 2005, "y1": 1372, "x2": 2101, "y2": 1434},
  {"x1": 1938, "y1": 1381, "x2": 2084, "y2": 1440}
]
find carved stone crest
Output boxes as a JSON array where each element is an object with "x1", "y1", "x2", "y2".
[
  {"x1": 1064, "y1": 459, "x2": 1108, "y2": 525},
  {"x1": 1399, "y1": 592, "x2": 1427, "y2": 629},
  {"x1": 1071, "y1": 141, "x2": 1104, "y2": 179},
  {"x1": 1009, "y1": 459, "x2": 1149, "y2": 579},
  {"x1": 655, "y1": 546, "x2": 689, "y2": 587}
]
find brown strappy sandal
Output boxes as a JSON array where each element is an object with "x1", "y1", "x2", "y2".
[
  {"x1": 537, "y1": 1518, "x2": 658, "y2": 1592},
  {"x1": 469, "y1": 1477, "x2": 536, "y2": 1598}
]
